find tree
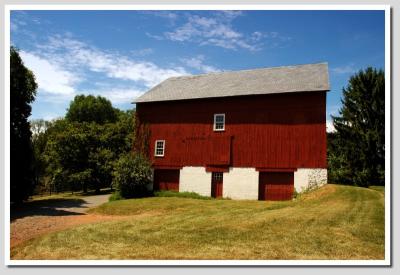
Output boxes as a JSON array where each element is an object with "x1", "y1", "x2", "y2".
[
  {"x1": 10, "y1": 46, "x2": 37, "y2": 202},
  {"x1": 43, "y1": 110, "x2": 135, "y2": 194},
  {"x1": 330, "y1": 67, "x2": 385, "y2": 187},
  {"x1": 112, "y1": 153, "x2": 152, "y2": 198},
  {"x1": 66, "y1": 95, "x2": 118, "y2": 124},
  {"x1": 31, "y1": 119, "x2": 53, "y2": 192},
  {"x1": 44, "y1": 121, "x2": 94, "y2": 193},
  {"x1": 31, "y1": 119, "x2": 51, "y2": 141}
]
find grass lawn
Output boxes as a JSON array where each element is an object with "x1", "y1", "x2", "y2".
[{"x1": 11, "y1": 184, "x2": 385, "y2": 260}]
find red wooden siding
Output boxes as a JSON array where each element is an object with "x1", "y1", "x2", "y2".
[
  {"x1": 211, "y1": 172, "x2": 223, "y2": 198},
  {"x1": 259, "y1": 172, "x2": 294, "y2": 201},
  {"x1": 205, "y1": 165, "x2": 230, "y2": 172},
  {"x1": 153, "y1": 169, "x2": 180, "y2": 191},
  {"x1": 136, "y1": 92, "x2": 327, "y2": 170}
]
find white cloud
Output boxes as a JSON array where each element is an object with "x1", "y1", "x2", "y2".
[
  {"x1": 41, "y1": 113, "x2": 63, "y2": 121},
  {"x1": 326, "y1": 120, "x2": 336, "y2": 133},
  {"x1": 332, "y1": 64, "x2": 358, "y2": 74},
  {"x1": 11, "y1": 18, "x2": 26, "y2": 32},
  {"x1": 219, "y1": 11, "x2": 243, "y2": 19},
  {"x1": 78, "y1": 88, "x2": 145, "y2": 105},
  {"x1": 145, "y1": 32, "x2": 164, "y2": 41},
  {"x1": 144, "y1": 12, "x2": 290, "y2": 52},
  {"x1": 251, "y1": 31, "x2": 264, "y2": 42},
  {"x1": 22, "y1": 35, "x2": 194, "y2": 108},
  {"x1": 36, "y1": 36, "x2": 189, "y2": 88},
  {"x1": 162, "y1": 13, "x2": 260, "y2": 51},
  {"x1": 181, "y1": 55, "x2": 220, "y2": 73},
  {"x1": 130, "y1": 48, "x2": 153, "y2": 56},
  {"x1": 11, "y1": 12, "x2": 42, "y2": 33},
  {"x1": 150, "y1": 11, "x2": 178, "y2": 21},
  {"x1": 20, "y1": 51, "x2": 79, "y2": 95}
]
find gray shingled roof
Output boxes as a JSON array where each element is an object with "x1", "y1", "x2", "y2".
[{"x1": 134, "y1": 62, "x2": 329, "y2": 103}]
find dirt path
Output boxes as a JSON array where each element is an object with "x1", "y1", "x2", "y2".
[{"x1": 10, "y1": 194, "x2": 118, "y2": 248}]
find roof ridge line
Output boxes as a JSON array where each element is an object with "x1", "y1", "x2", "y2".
[{"x1": 168, "y1": 62, "x2": 329, "y2": 80}]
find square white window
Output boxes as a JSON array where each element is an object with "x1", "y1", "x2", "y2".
[
  {"x1": 155, "y1": 140, "x2": 165, "y2": 157},
  {"x1": 213, "y1": 114, "x2": 225, "y2": 131}
]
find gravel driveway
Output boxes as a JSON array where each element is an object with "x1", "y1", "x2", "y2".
[
  {"x1": 10, "y1": 194, "x2": 114, "y2": 248},
  {"x1": 52, "y1": 194, "x2": 111, "y2": 214}
]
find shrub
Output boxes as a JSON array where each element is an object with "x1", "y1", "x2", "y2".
[
  {"x1": 112, "y1": 153, "x2": 152, "y2": 198},
  {"x1": 293, "y1": 182, "x2": 323, "y2": 199},
  {"x1": 109, "y1": 191, "x2": 123, "y2": 201}
]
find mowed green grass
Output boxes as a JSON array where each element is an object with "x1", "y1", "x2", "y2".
[{"x1": 11, "y1": 184, "x2": 385, "y2": 260}]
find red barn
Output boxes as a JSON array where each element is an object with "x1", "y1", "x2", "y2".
[{"x1": 134, "y1": 63, "x2": 329, "y2": 200}]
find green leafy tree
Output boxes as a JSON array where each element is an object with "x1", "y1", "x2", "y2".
[
  {"x1": 31, "y1": 119, "x2": 51, "y2": 141},
  {"x1": 66, "y1": 95, "x2": 118, "y2": 124},
  {"x1": 113, "y1": 153, "x2": 152, "y2": 198},
  {"x1": 43, "y1": 109, "x2": 135, "y2": 194},
  {"x1": 100, "y1": 110, "x2": 135, "y2": 154},
  {"x1": 330, "y1": 67, "x2": 385, "y2": 186},
  {"x1": 31, "y1": 119, "x2": 53, "y2": 193},
  {"x1": 45, "y1": 121, "x2": 93, "y2": 193},
  {"x1": 88, "y1": 148, "x2": 115, "y2": 192},
  {"x1": 10, "y1": 46, "x2": 37, "y2": 202}
]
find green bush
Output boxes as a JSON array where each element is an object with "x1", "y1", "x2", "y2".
[
  {"x1": 112, "y1": 153, "x2": 152, "y2": 198},
  {"x1": 109, "y1": 191, "x2": 123, "y2": 201}
]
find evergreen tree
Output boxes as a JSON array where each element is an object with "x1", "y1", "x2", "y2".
[
  {"x1": 330, "y1": 67, "x2": 385, "y2": 187},
  {"x1": 10, "y1": 46, "x2": 37, "y2": 202}
]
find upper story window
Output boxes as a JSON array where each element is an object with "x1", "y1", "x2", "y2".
[
  {"x1": 213, "y1": 114, "x2": 225, "y2": 131},
  {"x1": 155, "y1": 140, "x2": 165, "y2": 157}
]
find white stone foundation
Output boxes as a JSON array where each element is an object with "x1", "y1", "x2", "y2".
[
  {"x1": 294, "y1": 168, "x2": 327, "y2": 193},
  {"x1": 164, "y1": 166, "x2": 327, "y2": 199},
  {"x1": 223, "y1": 167, "x2": 259, "y2": 200},
  {"x1": 179, "y1": 166, "x2": 212, "y2": 196}
]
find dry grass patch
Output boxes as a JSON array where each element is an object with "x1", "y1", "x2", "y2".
[{"x1": 11, "y1": 184, "x2": 385, "y2": 260}]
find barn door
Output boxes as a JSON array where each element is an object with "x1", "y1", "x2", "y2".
[
  {"x1": 153, "y1": 169, "x2": 180, "y2": 191},
  {"x1": 259, "y1": 172, "x2": 294, "y2": 201},
  {"x1": 211, "y1": 172, "x2": 223, "y2": 198}
]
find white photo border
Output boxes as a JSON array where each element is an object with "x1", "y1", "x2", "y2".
[{"x1": 4, "y1": 4, "x2": 391, "y2": 266}]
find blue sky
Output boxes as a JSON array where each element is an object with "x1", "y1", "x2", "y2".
[{"x1": 10, "y1": 10, "x2": 385, "y2": 131}]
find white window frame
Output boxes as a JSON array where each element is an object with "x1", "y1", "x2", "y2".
[
  {"x1": 212, "y1": 172, "x2": 223, "y2": 181},
  {"x1": 213, "y1": 113, "x2": 225, "y2": 131},
  {"x1": 154, "y1": 140, "x2": 165, "y2": 157}
]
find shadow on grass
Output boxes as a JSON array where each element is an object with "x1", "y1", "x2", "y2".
[{"x1": 10, "y1": 198, "x2": 88, "y2": 221}]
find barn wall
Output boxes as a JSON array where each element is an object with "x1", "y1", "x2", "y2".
[
  {"x1": 179, "y1": 166, "x2": 211, "y2": 196},
  {"x1": 294, "y1": 168, "x2": 327, "y2": 192},
  {"x1": 223, "y1": 167, "x2": 259, "y2": 200},
  {"x1": 136, "y1": 92, "x2": 327, "y2": 170}
]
